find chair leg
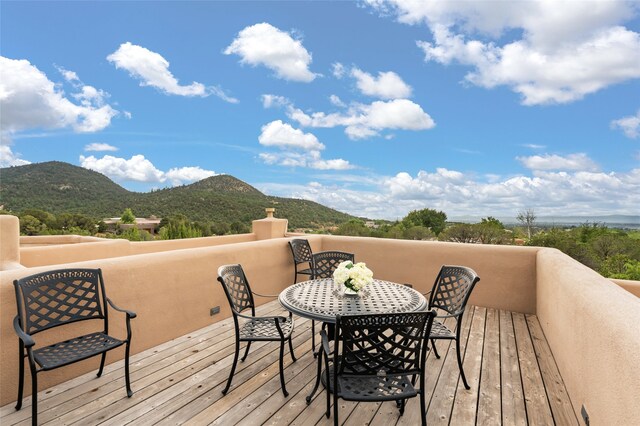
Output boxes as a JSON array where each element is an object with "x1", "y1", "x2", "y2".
[
  {"x1": 16, "y1": 342, "x2": 24, "y2": 410},
  {"x1": 431, "y1": 338, "x2": 440, "y2": 359},
  {"x1": 241, "y1": 341, "x2": 252, "y2": 362},
  {"x1": 97, "y1": 352, "x2": 107, "y2": 377},
  {"x1": 324, "y1": 353, "x2": 331, "y2": 419},
  {"x1": 294, "y1": 268, "x2": 298, "y2": 284},
  {"x1": 288, "y1": 337, "x2": 297, "y2": 362},
  {"x1": 124, "y1": 341, "x2": 133, "y2": 397},
  {"x1": 456, "y1": 338, "x2": 470, "y2": 390},
  {"x1": 30, "y1": 363, "x2": 38, "y2": 426},
  {"x1": 332, "y1": 380, "x2": 339, "y2": 426},
  {"x1": 222, "y1": 338, "x2": 240, "y2": 395},
  {"x1": 306, "y1": 346, "x2": 323, "y2": 404},
  {"x1": 312, "y1": 320, "x2": 317, "y2": 358},
  {"x1": 420, "y1": 389, "x2": 427, "y2": 426},
  {"x1": 278, "y1": 340, "x2": 289, "y2": 397}
]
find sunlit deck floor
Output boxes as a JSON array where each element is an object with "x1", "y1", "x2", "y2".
[{"x1": 1, "y1": 300, "x2": 578, "y2": 425}]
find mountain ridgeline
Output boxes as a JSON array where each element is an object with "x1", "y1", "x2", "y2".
[{"x1": 0, "y1": 162, "x2": 353, "y2": 229}]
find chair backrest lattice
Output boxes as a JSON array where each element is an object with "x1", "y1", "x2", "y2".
[
  {"x1": 336, "y1": 312, "x2": 435, "y2": 377},
  {"x1": 13, "y1": 268, "x2": 106, "y2": 335},
  {"x1": 312, "y1": 251, "x2": 354, "y2": 279},
  {"x1": 217, "y1": 264, "x2": 255, "y2": 314},
  {"x1": 289, "y1": 239, "x2": 313, "y2": 265},
  {"x1": 428, "y1": 265, "x2": 480, "y2": 316}
]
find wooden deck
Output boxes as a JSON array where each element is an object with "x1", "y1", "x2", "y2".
[{"x1": 1, "y1": 301, "x2": 578, "y2": 425}]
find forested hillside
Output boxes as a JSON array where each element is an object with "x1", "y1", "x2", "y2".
[{"x1": 0, "y1": 162, "x2": 352, "y2": 229}]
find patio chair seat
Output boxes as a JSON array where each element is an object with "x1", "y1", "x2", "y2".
[
  {"x1": 429, "y1": 319, "x2": 455, "y2": 340},
  {"x1": 34, "y1": 332, "x2": 125, "y2": 371},
  {"x1": 337, "y1": 374, "x2": 418, "y2": 401},
  {"x1": 239, "y1": 317, "x2": 294, "y2": 341}
]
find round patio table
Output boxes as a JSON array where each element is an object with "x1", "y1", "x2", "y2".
[
  {"x1": 279, "y1": 278, "x2": 428, "y2": 401},
  {"x1": 279, "y1": 278, "x2": 427, "y2": 323}
]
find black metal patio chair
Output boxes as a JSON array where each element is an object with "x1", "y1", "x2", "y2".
[
  {"x1": 217, "y1": 264, "x2": 296, "y2": 397},
  {"x1": 427, "y1": 265, "x2": 480, "y2": 389},
  {"x1": 13, "y1": 268, "x2": 136, "y2": 426},
  {"x1": 288, "y1": 239, "x2": 313, "y2": 283},
  {"x1": 316, "y1": 311, "x2": 436, "y2": 426},
  {"x1": 309, "y1": 251, "x2": 355, "y2": 355}
]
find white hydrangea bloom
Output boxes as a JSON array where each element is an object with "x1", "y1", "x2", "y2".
[{"x1": 333, "y1": 261, "x2": 373, "y2": 291}]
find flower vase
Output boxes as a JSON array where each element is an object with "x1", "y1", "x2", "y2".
[{"x1": 343, "y1": 286, "x2": 359, "y2": 296}]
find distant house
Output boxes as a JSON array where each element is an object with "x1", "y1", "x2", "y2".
[
  {"x1": 103, "y1": 215, "x2": 162, "y2": 235},
  {"x1": 364, "y1": 221, "x2": 379, "y2": 229}
]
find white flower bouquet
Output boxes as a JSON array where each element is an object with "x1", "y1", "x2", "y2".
[{"x1": 333, "y1": 261, "x2": 374, "y2": 293}]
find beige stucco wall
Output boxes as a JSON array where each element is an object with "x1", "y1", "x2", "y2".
[
  {"x1": 613, "y1": 278, "x2": 640, "y2": 298},
  {"x1": 321, "y1": 236, "x2": 539, "y2": 314},
  {"x1": 536, "y1": 248, "x2": 640, "y2": 426},
  {"x1": 0, "y1": 237, "x2": 297, "y2": 405}
]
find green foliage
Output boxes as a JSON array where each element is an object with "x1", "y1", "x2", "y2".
[
  {"x1": 120, "y1": 208, "x2": 136, "y2": 224},
  {"x1": 403, "y1": 226, "x2": 435, "y2": 240},
  {"x1": 402, "y1": 208, "x2": 447, "y2": 235},
  {"x1": 118, "y1": 227, "x2": 153, "y2": 241},
  {"x1": 335, "y1": 219, "x2": 370, "y2": 237},
  {"x1": 439, "y1": 224, "x2": 477, "y2": 243},
  {"x1": 159, "y1": 217, "x2": 204, "y2": 240},
  {"x1": 20, "y1": 215, "x2": 47, "y2": 235}
]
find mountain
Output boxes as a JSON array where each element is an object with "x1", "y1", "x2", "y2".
[{"x1": 0, "y1": 162, "x2": 352, "y2": 229}]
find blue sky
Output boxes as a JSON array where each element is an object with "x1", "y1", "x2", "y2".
[{"x1": 1, "y1": 1, "x2": 639, "y2": 220}]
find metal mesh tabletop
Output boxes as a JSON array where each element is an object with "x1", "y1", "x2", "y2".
[{"x1": 279, "y1": 279, "x2": 427, "y2": 322}]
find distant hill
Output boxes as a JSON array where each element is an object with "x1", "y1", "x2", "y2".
[{"x1": 0, "y1": 161, "x2": 353, "y2": 229}]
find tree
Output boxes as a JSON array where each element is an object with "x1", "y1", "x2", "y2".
[
  {"x1": 335, "y1": 219, "x2": 370, "y2": 237},
  {"x1": 439, "y1": 224, "x2": 477, "y2": 243},
  {"x1": 20, "y1": 215, "x2": 47, "y2": 235},
  {"x1": 403, "y1": 226, "x2": 435, "y2": 240},
  {"x1": 516, "y1": 208, "x2": 536, "y2": 239},
  {"x1": 402, "y1": 208, "x2": 447, "y2": 235},
  {"x1": 120, "y1": 208, "x2": 136, "y2": 224}
]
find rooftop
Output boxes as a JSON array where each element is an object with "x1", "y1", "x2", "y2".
[{"x1": 0, "y1": 213, "x2": 638, "y2": 425}]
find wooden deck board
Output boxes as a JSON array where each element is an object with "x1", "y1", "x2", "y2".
[{"x1": 0, "y1": 302, "x2": 578, "y2": 426}]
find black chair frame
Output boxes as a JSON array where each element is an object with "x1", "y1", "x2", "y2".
[
  {"x1": 288, "y1": 239, "x2": 313, "y2": 283},
  {"x1": 217, "y1": 264, "x2": 296, "y2": 397},
  {"x1": 427, "y1": 265, "x2": 480, "y2": 389},
  {"x1": 314, "y1": 311, "x2": 436, "y2": 426},
  {"x1": 309, "y1": 251, "x2": 355, "y2": 356},
  {"x1": 13, "y1": 268, "x2": 136, "y2": 426}
]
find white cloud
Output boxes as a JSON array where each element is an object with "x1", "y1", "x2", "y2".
[
  {"x1": 107, "y1": 42, "x2": 238, "y2": 102},
  {"x1": 261, "y1": 166, "x2": 640, "y2": 219},
  {"x1": 522, "y1": 143, "x2": 546, "y2": 149},
  {"x1": 0, "y1": 57, "x2": 118, "y2": 133},
  {"x1": 368, "y1": 1, "x2": 640, "y2": 105},
  {"x1": 259, "y1": 150, "x2": 354, "y2": 170},
  {"x1": 79, "y1": 154, "x2": 217, "y2": 186},
  {"x1": 261, "y1": 94, "x2": 291, "y2": 109},
  {"x1": 289, "y1": 98, "x2": 435, "y2": 139},
  {"x1": 84, "y1": 143, "x2": 118, "y2": 152},
  {"x1": 329, "y1": 94, "x2": 346, "y2": 107},
  {"x1": 350, "y1": 67, "x2": 412, "y2": 99},
  {"x1": 259, "y1": 120, "x2": 325, "y2": 150},
  {"x1": 517, "y1": 153, "x2": 599, "y2": 171},
  {"x1": 611, "y1": 110, "x2": 640, "y2": 138},
  {"x1": 0, "y1": 144, "x2": 31, "y2": 167},
  {"x1": 80, "y1": 154, "x2": 165, "y2": 182},
  {"x1": 332, "y1": 62, "x2": 346, "y2": 79},
  {"x1": 165, "y1": 166, "x2": 217, "y2": 186},
  {"x1": 224, "y1": 23, "x2": 317, "y2": 82},
  {"x1": 55, "y1": 65, "x2": 79, "y2": 83},
  {"x1": 257, "y1": 121, "x2": 353, "y2": 170}
]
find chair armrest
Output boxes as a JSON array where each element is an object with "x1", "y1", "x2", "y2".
[
  {"x1": 251, "y1": 291, "x2": 279, "y2": 298},
  {"x1": 320, "y1": 329, "x2": 331, "y2": 357},
  {"x1": 435, "y1": 311, "x2": 462, "y2": 320},
  {"x1": 106, "y1": 297, "x2": 137, "y2": 319},
  {"x1": 422, "y1": 290, "x2": 432, "y2": 297},
  {"x1": 13, "y1": 316, "x2": 35, "y2": 347}
]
